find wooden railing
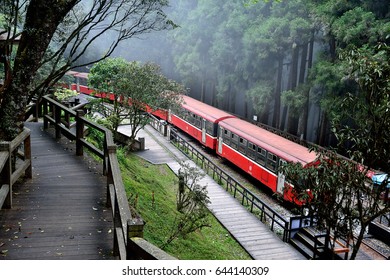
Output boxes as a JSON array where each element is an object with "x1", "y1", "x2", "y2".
[
  {"x1": 41, "y1": 94, "x2": 174, "y2": 260},
  {"x1": 0, "y1": 128, "x2": 32, "y2": 209},
  {"x1": 167, "y1": 127, "x2": 291, "y2": 242}
]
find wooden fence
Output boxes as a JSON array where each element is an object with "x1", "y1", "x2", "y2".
[
  {"x1": 40, "y1": 94, "x2": 174, "y2": 260},
  {"x1": 0, "y1": 128, "x2": 32, "y2": 210}
]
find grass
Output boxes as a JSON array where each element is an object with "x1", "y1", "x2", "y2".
[{"x1": 117, "y1": 150, "x2": 251, "y2": 260}]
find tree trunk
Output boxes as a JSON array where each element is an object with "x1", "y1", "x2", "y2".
[
  {"x1": 350, "y1": 225, "x2": 366, "y2": 260},
  {"x1": 200, "y1": 75, "x2": 205, "y2": 102},
  {"x1": 211, "y1": 80, "x2": 217, "y2": 107},
  {"x1": 287, "y1": 43, "x2": 299, "y2": 135},
  {"x1": 318, "y1": 110, "x2": 329, "y2": 146},
  {"x1": 0, "y1": 0, "x2": 77, "y2": 140},
  {"x1": 272, "y1": 55, "x2": 284, "y2": 129},
  {"x1": 297, "y1": 35, "x2": 314, "y2": 139}
]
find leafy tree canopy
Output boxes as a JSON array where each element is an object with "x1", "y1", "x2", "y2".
[{"x1": 88, "y1": 58, "x2": 184, "y2": 142}]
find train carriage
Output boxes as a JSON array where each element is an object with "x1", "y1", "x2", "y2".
[
  {"x1": 169, "y1": 95, "x2": 236, "y2": 150},
  {"x1": 64, "y1": 71, "x2": 387, "y2": 205},
  {"x1": 216, "y1": 118, "x2": 317, "y2": 203}
]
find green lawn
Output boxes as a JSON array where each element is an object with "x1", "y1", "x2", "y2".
[{"x1": 117, "y1": 150, "x2": 251, "y2": 260}]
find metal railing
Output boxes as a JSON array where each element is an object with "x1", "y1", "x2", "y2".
[{"x1": 167, "y1": 127, "x2": 291, "y2": 242}]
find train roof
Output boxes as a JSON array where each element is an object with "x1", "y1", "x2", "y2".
[
  {"x1": 181, "y1": 95, "x2": 235, "y2": 123},
  {"x1": 219, "y1": 118, "x2": 317, "y2": 164}
]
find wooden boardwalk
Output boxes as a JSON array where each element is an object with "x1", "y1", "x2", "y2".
[
  {"x1": 119, "y1": 125, "x2": 305, "y2": 260},
  {"x1": 0, "y1": 122, "x2": 113, "y2": 260}
]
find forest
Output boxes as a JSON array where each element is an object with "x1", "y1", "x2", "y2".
[
  {"x1": 0, "y1": 0, "x2": 389, "y2": 261},
  {"x1": 1, "y1": 0, "x2": 389, "y2": 151},
  {"x1": 110, "y1": 0, "x2": 390, "y2": 147}
]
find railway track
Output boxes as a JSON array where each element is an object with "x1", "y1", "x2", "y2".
[{"x1": 175, "y1": 130, "x2": 390, "y2": 260}]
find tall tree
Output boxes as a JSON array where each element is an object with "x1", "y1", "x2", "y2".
[
  {"x1": 282, "y1": 43, "x2": 390, "y2": 260},
  {"x1": 0, "y1": 0, "x2": 175, "y2": 140},
  {"x1": 171, "y1": 0, "x2": 221, "y2": 103},
  {"x1": 88, "y1": 58, "x2": 184, "y2": 144},
  {"x1": 243, "y1": 10, "x2": 290, "y2": 127}
]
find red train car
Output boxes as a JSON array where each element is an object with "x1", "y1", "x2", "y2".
[
  {"x1": 67, "y1": 71, "x2": 169, "y2": 120},
  {"x1": 168, "y1": 95, "x2": 235, "y2": 150},
  {"x1": 216, "y1": 118, "x2": 317, "y2": 203}
]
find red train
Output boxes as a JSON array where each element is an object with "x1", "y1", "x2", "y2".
[
  {"x1": 215, "y1": 118, "x2": 317, "y2": 202},
  {"x1": 168, "y1": 95, "x2": 236, "y2": 150},
  {"x1": 64, "y1": 71, "x2": 354, "y2": 204}
]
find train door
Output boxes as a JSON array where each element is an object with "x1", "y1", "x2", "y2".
[
  {"x1": 201, "y1": 119, "x2": 206, "y2": 144},
  {"x1": 277, "y1": 159, "x2": 286, "y2": 194},
  {"x1": 218, "y1": 126, "x2": 223, "y2": 154}
]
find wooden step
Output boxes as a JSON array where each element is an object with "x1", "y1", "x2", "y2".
[{"x1": 290, "y1": 230, "x2": 325, "y2": 259}]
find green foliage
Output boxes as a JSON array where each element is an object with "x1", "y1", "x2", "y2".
[
  {"x1": 281, "y1": 43, "x2": 390, "y2": 259},
  {"x1": 281, "y1": 86, "x2": 307, "y2": 115},
  {"x1": 53, "y1": 87, "x2": 78, "y2": 102},
  {"x1": 332, "y1": 7, "x2": 377, "y2": 46},
  {"x1": 244, "y1": 0, "x2": 282, "y2": 6},
  {"x1": 245, "y1": 80, "x2": 274, "y2": 113},
  {"x1": 165, "y1": 162, "x2": 211, "y2": 247},
  {"x1": 88, "y1": 57, "x2": 128, "y2": 94},
  {"x1": 336, "y1": 43, "x2": 390, "y2": 170},
  {"x1": 88, "y1": 58, "x2": 184, "y2": 140},
  {"x1": 119, "y1": 153, "x2": 250, "y2": 259}
]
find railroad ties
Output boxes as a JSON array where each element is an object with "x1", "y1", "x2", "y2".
[
  {"x1": 119, "y1": 124, "x2": 305, "y2": 260},
  {"x1": 0, "y1": 122, "x2": 113, "y2": 260}
]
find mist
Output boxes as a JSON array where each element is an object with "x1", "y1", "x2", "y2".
[{"x1": 71, "y1": 0, "x2": 389, "y2": 146}]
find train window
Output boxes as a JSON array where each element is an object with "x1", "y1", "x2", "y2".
[
  {"x1": 256, "y1": 147, "x2": 266, "y2": 165},
  {"x1": 247, "y1": 142, "x2": 256, "y2": 160},
  {"x1": 205, "y1": 121, "x2": 214, "y2": 135},
  {"x1": 193, "y1": 115, "x2": 201, "y2": 128},
  {"x1": 223, "y1": 129, "x2": 230, "y2": 144},
  {"x1": 231, "y1": 133, "x2": 238, "y2": 149},
  {"x1": 266, "y1": 153, "x2": 277, "y2": 171},
  {"x1": 187, "y1": 113, "x2": 194, "y2": 124},
  {"x1": 176, "y1": 108, "x2": 188, "y2": 120},
  {"x1": 239, "y1": 137, "x2": 247, "y2": 154}
]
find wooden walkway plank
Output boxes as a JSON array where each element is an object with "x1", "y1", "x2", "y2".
[
  {"x1": 0, "y1": 122, "x2": 113, "y2": 260},
  {"x1": 119, "y1": 124, "x2": 305, "y2": 260}
]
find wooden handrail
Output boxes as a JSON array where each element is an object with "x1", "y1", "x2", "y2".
[
  {"x1": 0, "y1": 127, "x2": 32, "y2": 209},
  {"x1": 41, "y1": 94, "x2": 174, "y2": 260}
]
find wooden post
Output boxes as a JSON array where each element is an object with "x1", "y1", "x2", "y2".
[
  {"x1": 43, "y1": 98, "x2": 49, "y2": 129},
  {"x1": 106, "y1": 145, "x2": 117, "y2": 185},
  {"x1": 24, "y1": 131, "x2": 32, "y2": 179},
  {"x1": 36, "y1": 97, "x2": 42, "y2": 119},
  {"x1": 0, "y1": 142, "x2": 12, "y2": 208},
  {"x1": 103, "y1": 135, "x2": 108, "y2": 176},
  {"x1": 76, "y1": 110, "x2": 85, "y2": 156},
  {"x1": 127, "y1": 218, "x2": 145, "y2": 259},
  {"x1": 54, "y1": 105, "x2": 61, "y2": 139},
  {"x1": 106, "y1": 144, "x2": 117, "y2": 207},
  {"x1": 138, "y1": 137, "x2": 145, "y2": 151},
  {"x1": 127, "y1": 218, "x2": 144, "y2": 238}
]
